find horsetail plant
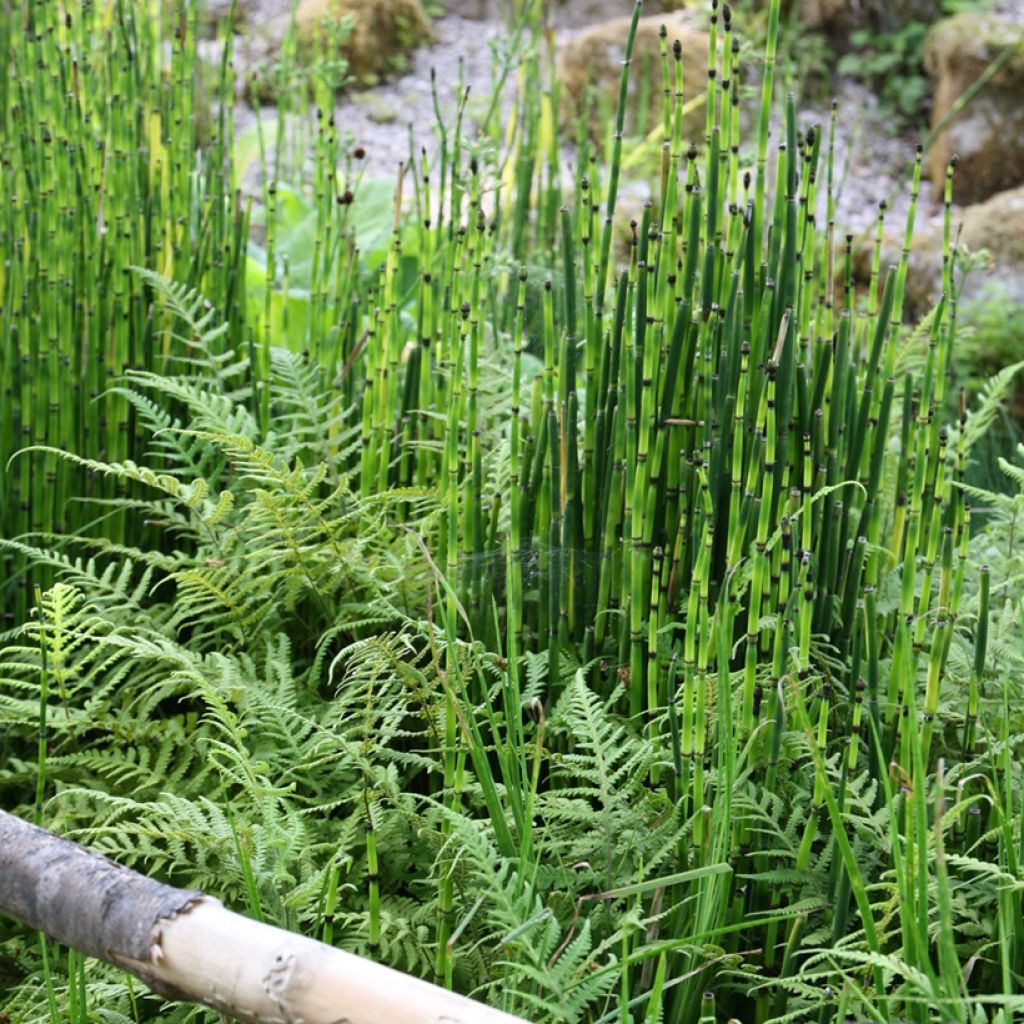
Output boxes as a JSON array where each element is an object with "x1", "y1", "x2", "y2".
[{"x1": 3, "y1": 1, "x2": 1023, "y2": 1023}]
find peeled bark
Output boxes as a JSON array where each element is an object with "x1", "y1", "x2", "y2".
[{"x1": 0, "y1": 810, "x2": 530, "y2": 1024}]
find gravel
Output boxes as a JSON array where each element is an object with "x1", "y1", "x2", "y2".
[
  {"x1": 225, "y1": 0, "x2": 1018, "y2": 241},
  {"x1": 798, "y1": 81, "x2": 942, "y2": 238},
  {"x1": 327, "y1": 13, "x2": 512, "y2": 177}
]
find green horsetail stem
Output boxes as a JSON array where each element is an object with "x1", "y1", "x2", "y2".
[
  {"x1": 964, "y1": 563, "x2": 989, "y2": 754},
  {"x1": 6, "y1": 0, "x2": 1018, "y2": 1019},
  {"x1": 596, "y1": 0, "x2": 643, "y2": 307},
  {"x1": 2, "y1": 0, "x2": 252, "y2": 617}
]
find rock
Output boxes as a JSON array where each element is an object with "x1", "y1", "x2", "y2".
[
  {"x1": 244, "y1": 0, "x2": 431, "y2": 100},
  {"x1": 959, "y1": 186, "x2": 1024, "y2": 306},
  {"x1": 442, "y1": 0, "x2": 492, "y2": 18},
  {"x1": 354, "y1": 92, "x2": 400, "y2": 124},
  {"x1": 445, "y1": 0, "x2": 691, "y2": 27},
  {"x1": 553, "y1": 0, "x2": 690, "y2": 31},
  {"x1": 202, "y1": 0, "x2": 252, "y2": 26},
  {"x1": 797, "y1": 0, "x2": 940, "y2": 42},
  {"x1": 236, "y1": 29, "x2": 281, "y2": 104},
  {"x1": 161, "y1": 0, "x2": 252, "y2": 38},
  {"x1": 557, "y1": 10, "x2": 709, "y2": 144},
  {"x1": 295, "y1": 0, "x2": 432, "y2": 86},
  {"x1": 923, "y1": 13, "x2": 1024, "y2": 204},
  {"x1": 854, "y1": 185, "x2": 1024, "y2": 317}
]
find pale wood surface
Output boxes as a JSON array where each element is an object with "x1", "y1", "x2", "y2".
[{"x1": 0, "y1": 810, "x2": 531, "y2": 1024}]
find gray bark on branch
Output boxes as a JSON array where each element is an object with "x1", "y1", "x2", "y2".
[{"x1": 0, "y1": 810, "x2": 532, "y2": 1024}]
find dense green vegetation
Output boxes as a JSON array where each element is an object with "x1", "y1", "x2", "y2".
[{"x1": 2, "y1": 1, "x2": 1023, "y2": 1022}]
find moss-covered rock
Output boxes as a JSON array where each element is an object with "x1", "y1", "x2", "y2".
[
  {"x1": 554, "y1": 0, "x2": 691, "y2": 31},
  {"x1": 924, "y1": 13, "x2": 1024, "y2": 203},
  {"x1": 854, "y1": 185, "x2": 1024, "y2": 316},
  {"x1": 556, "y1": 10, "x2": 709, "y2": 143},
  {"x1": 160, "y1": 0, "x2": 251, "y2": 40},
  {"x1": 441, "y1": 0, "x2": 491, "y2": 18},
  {"x1": 200, "y1": 0, "x2": 252, "y2": 35},
  {"x1": 798, "y1": 0, "x2": 940, "y2": 43},
  {"x1": 295, "y1": 0, "x2": 432, "y2": 86},
  {"x1": 243, "y1": 0, "x2": 430, "y2": 102}
]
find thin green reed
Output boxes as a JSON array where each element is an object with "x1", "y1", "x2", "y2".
[
  {"x1": 1, "y1": 0, "x2": 248, "y2": 620},
  {"x1": 595, "y1": 0, "x2": 643, "y2": 310},
  {"x1": 398, "y1": 0, "x2": 982, "y2": 991},
  {"x1": 5, "y1": 0, "x2": 1012, "y2": 1018}
]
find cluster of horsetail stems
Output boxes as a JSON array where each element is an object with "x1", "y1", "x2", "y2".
[
  {"x1": 2, "y1": 0, "x2": 1014, "y2": 1018},
  {"x1": 0, "y1": 0, "x2": 252, "y2": 622},
  {"x1": 358, "y1": 0, "x2": 975, "y2": 807}
]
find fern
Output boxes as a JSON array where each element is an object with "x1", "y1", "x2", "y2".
[
  {"x1": 4, "y1": 268, "x2": 1022, "y2": 1024},
  {"x1": 133, "y1": 268, "x2": 237, "y2": 381},
  {"x1": 956, "y1": 361, "x2": 1024, "y2": 459}
]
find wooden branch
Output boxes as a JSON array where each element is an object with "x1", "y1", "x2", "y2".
[{"x1": 0, "y1": 810, "x2": 531, "y2": 1024}]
